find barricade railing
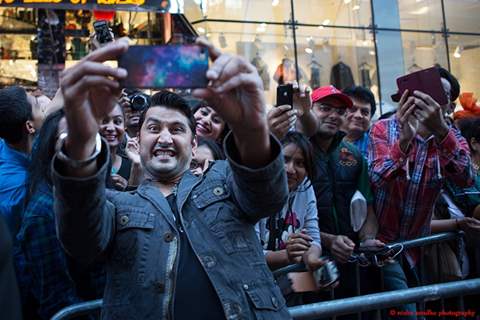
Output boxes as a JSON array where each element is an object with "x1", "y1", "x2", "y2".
[
  {"x1": 289, "y1": 278, "x2": 480, "y2": 320},
  {"x1": 51, "y1": 299, "x2": 102, "y2": 320},
  {"x1": 51, "y1": 279, "x2": 480, "y2": 320},
  {"x1": 51, "y1": 232, "x2": 468, "y2": 320}
]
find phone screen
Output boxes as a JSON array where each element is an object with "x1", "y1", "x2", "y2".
[{"x1": 119, "y1": 45, "x2": 209, "y2": 89}]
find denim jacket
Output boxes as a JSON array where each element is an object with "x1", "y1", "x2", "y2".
[{"x1": 53, "y1": 133, "x2": 291, "y2": 320}]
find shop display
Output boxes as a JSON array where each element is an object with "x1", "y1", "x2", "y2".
[
  {"x1": 273, "y1": 57, "x2": 306, "y2": 85},
  {"x1": 359, "y1": 62, "x2": 372, "y2": 89},
  {"x1": 251, "y1": 52, "x2": 270, "y2": 91},
  {"x1": 330, "y1": 61, "x2": 354, "y2": 91},
  {"x1": 309, "y1": 56, "x2": 322, "y2": 89}
]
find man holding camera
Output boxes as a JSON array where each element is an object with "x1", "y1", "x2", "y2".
[
  {"x1": 53, "y1": 38, "x2": 295, "y2": 319},
  {"x1": 119, "y1": 89, "x2": 150, "y2": 139},
  {"x1": 368, "y1": 68, "x2": 473, "y2": 318}
]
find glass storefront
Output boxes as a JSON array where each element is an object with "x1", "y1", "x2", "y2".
[
  {"x1": 0, "y1": 0, "x2": 479, "y2": 115},
  {"x1": 185, "y1": 0, "x2": 480, "y2": 116}
]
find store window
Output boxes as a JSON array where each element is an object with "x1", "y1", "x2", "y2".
[
  {"x1": 449, "y1": 35, "x2": 480, "y2": 95},
  {"x1": 295, "y1": 25, "x2": 377, "y2": 96},
  {"x1": 199, "y1": 21, "x2": 294, "y2": 104},
  {"x1": 295, "y1": 0, "x2": 372, "y2": 28},
  {"x1": 444, "y1": 0, "x2": 480, "y2": 34},
  {"x1": 185, "y1": 0, "x2": 291, "y2": 23},
  {"x1": 396, "y1": 0, "x2": 444, "y2": 31}
]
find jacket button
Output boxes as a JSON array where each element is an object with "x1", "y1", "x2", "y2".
[
  {"x1": 202, "y1": 255, "x2": 216, "y2": 268},
  {"x1": 163, "y1": 232, "x2": 175, "y2": 242},
  {"x1": 271, "y1": 296, "x2": 279, "y2": 308},
  {"x1": 119, "y1": 215, "x2": 129, "y2": 225},
  {"x1": 154, "y1": 281, "x2": 164, "y2": 293},
  {"x1": 243, "y1": 284, "x2": 249, "y2": 290},
  {"x1": 213, "y1": 187, "x2": 224, "y2": 196}
]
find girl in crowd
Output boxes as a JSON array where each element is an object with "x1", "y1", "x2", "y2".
[
  {"x1": 98, "y1": 104, "x2": 141, "y2": 190},
  {"x1": 192, "y1": 101, "x2": 229, "y2": 145},
  {"x1": 14, "y1": 110, "x2": 105, "y2": 319},
  {"x1": 256, "y1": 131, "x2": 323, "y2": 305},
  {"x1": 190, "y1": 137, "x2": 224, "y2": 176}
]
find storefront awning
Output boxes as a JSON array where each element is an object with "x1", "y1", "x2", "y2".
[{"x1": 0, "y1": 0, "x2": 182, "y2": 12}]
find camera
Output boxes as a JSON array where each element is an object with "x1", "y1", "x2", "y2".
[
  {"x1": 93, "y1": 20, "x2": 113, "y2": 44},
  {"x1": 313, "y1": 260, "x2": 339, "y2": 288},
  {"x1": 128, "y1": 93, "x2": 150, "y2": 111}
]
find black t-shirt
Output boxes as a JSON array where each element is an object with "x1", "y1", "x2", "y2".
[{"x1": 166, "y1": 194, "x2": 225, "y2": 320}]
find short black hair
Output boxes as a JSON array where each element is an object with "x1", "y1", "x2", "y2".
[
  {"x1": 281, "y1": 131, "x2": 315, "y2": 182},
  {"x1": 189, "y1": 98, "x2": 230, "y2": 143},
  {"x1": 457, "y1": 117, "x2": 480, "y2": 152},
  {"x1": 343, "y1": 86, "x2": 376, "y2": 118},
  {"x1": 197, "y1": 136, "x2": 225, "y2": 160},
  {"x1": 138, "y1": 90, "x2": 196, "y2": 136},
  {"x1": 0, "y1": 86, "x2": 33, "y2": 144},
  {"x1": 437, "y1": 67, "x2": 460, "y2": 102}
]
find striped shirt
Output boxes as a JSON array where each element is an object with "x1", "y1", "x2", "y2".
[{"x1": 368, "y1": 117, "x2": 474, "y2": 266}]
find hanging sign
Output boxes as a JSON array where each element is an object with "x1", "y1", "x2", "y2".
[{"x1": 0, "y1": 0, "x2": 176, "y2": 12}]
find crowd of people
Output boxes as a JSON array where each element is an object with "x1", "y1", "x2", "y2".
[{"x1": 0, "y1": 35, "x2": 479, "y2": 320}]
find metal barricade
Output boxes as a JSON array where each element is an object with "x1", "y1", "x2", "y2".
[
  {"x1": 51, "y1": 279, "x2": 480, "y2": 320},
  {"x1": 51, "y1": 299, "x2": 102, "y2": 320},
  {"x1": 289, "y1": 278, "x2": 480, "y2": 320},
  {"x1": 51, "y1": 232, "x2": 470, "y2": 320}
]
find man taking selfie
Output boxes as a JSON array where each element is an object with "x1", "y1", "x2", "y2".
[{"x1": 52, "y1": 38, "x2": 296, "y2": 319}]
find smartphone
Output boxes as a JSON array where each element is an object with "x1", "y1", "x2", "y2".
[
  {"x1": 394, "y1": 67, "x2": 448, "y2": 105},
  {"x1": 276, "y1": 84, "x2": 293, "y2": 108},
  {"x1": 93, "y1": 20, "x2": 113, "y2": 44},
  {"x1": 118, "y1": 45, "x2": 209, "y2": 89}
]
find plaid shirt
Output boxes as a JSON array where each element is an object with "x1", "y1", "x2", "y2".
[
  {"x1": 14, "y1": 182, "x2": 104, "y2": 319},
  {"x1": 368, "y1": 117, "x2": 474, "y2": 266}
]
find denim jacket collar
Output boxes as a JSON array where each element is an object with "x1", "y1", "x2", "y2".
[{"x1": 136, "y1": 171, "x2": 202, "y2": 227}]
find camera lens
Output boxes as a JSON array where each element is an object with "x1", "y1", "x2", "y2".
[{"x1": 130, "y1": 94, "x2": 149, "y2": 111}]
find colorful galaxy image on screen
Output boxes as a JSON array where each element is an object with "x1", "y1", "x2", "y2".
[{"x1": 119, "y1": 45, "x2": 209, "y2": 89}]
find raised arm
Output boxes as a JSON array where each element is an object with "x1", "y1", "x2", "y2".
[
  {"x1": 53, "y1": 40, "x2": 129, "y2": 264},
  {"x1": 192, "y1": 39, "x2": 288, "y2": 221}
]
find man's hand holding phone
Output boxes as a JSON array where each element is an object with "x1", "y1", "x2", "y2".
[
  {"x1": 60, "y1": 38, "x2": 128, "y2": 177},
  {"x1": 397, "y1": 90, "x2": 419, "y2": 154},
  {"x1": 411, "y1": 90, "x2": 449, "y2": 141},
  {"x1": 267, "y1": 106, "x2": 297, "y2": 140},
  {"x1": 192, "y1": 38, "x2": 272, "y2": 168}
]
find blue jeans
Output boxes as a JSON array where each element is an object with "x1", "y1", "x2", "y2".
[{"x1": 382, "y1": 261, "x2": 417, "y2": 320}]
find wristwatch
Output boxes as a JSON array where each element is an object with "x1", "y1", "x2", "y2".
[{"x1": 56, "y1": 132, "x2": 102, "y2": 169}]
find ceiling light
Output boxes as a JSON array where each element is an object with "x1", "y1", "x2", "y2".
[
  {"x1": 272, "y1": 0, "x2": 279, "y2": 6},
  {"x1": 352, "y1": 4, "x2": 360, "y2": 10},
  {"x1": 344, "y1": 0, "x2": 352, "y2": 3},
  {"x1": 369, "y1": 50, "x2": 376, "y2": 56},
  {"x1": 318, "y1": 25, "x2": 325, "y2": 30},
  {"x1": 197, "y1": 27, "x2": 206, "y2": 34},
  {"x1": 454, "y1": 45, "x2": 463, "y2": 58},
  {"x1": 305, "y1": 48, "x2": 313, "y2": 54},
  {"x1": 322, "y1": 19, "x2": 331, "y2": 25},
  {"x1": 363, "y1": 39, "x2": 369, "y2": 46},
  {"x1": 410, "y1": 6, "x2": 429, "y2": 15}
]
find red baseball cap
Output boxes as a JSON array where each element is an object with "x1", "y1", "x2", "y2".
[{"x1": 311, "y1": 85, "x2": 353, "y2": 108}]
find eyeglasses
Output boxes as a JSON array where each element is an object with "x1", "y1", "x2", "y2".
[{"x1": 315, "y1": 104, "x2": 347, "y2": 116}]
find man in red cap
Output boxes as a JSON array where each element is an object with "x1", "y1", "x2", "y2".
[{"x1": 302, "y1": 85, "x2": 383, "y2": 314}]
